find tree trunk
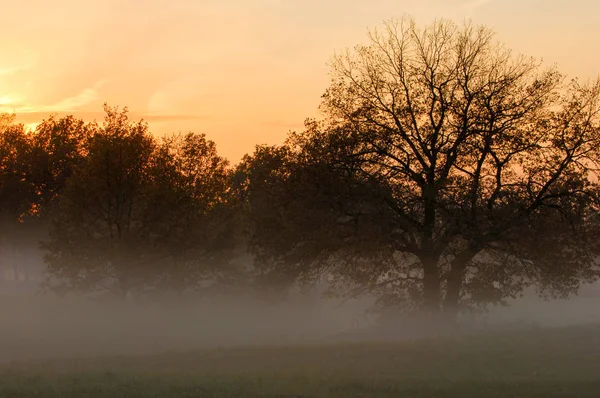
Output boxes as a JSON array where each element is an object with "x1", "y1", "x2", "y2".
[
  {"x1": 421, "y1": 255, "x2": 441, "y2": 314},
  {"x1": 442, "y1": 248, "x2": 478, "y2": 325},
  {"x1": 442, "y1": 266, "x2": 463, "y2": 325},
  {"x1": 420, "y1": 183, "x2": 440, "y2": 314}
]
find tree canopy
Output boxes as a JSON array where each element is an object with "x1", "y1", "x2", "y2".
[
  {"x1": 239, "y1": 17, "x2": 600, "y2": 318},
  {"x1": 40, "y1": 105, "x2": 238, "y2": 297}
]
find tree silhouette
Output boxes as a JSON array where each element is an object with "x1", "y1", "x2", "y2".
[
  {"x1": 0, "y1": 114, "x2": 34, "y2": 225},
  {"x1": 43, "y1": 105, "x2": 156, "y2": 295},
  {"x1": 28, "y1": 115, "x2": 90, "y2": 215},
  {"x1": 1, "y1": 113, "x2": 90, "y2": 285},
  {"x1": 43, "y1": 105, "x2": 236, "y2": 297},
  {"x1": 146, "y1": 132, "x2": 237, "y2": 292},
  {"x1": 240, "y1": 17, "x2": 600, "y2": 321},
  {"x1": 0, "y1": 114, "x2": 38, "y2": 283}
]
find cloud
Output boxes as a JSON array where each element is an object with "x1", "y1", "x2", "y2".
[
  {"x1": 47, "y1": 79, "x2": 109, "y2": 112},
  {"x1": 146, "y1": 75, "x2": 224, "y2": 116},
  {"x1": 12, "y1": 109, "x2": 213, "y2": 126},
  {"x1": 259, "y1": 120, "x2": 305, "y2": 129},
  {"x1": 464, "y1": 0, "x2": 493, "y2": 8},
  {"x1": 0, "y1": 48, "x2": 39, "y2": 76},
  {"x1": 0, "y1": 94, "x2": 28, "y2": 113},
  {"x1": 143, "y1": 114, "x2": 214, "y2": 122},
  {"x1": 0, "y1": 79, "x2": 109, "y2": 115},
  {"x1": 0, "y1": 95, "x2": 21, "y2": 107}
]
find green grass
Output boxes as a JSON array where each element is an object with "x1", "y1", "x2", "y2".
[{"x1": 2, "y1": 323, "x2": 599, "y2": 397}]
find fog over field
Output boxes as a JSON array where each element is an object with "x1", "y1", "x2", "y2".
[
  {"x1": 1, "y1": 233, "x2": 600, "y2": 366},
  {"x1": 1, "y1": 280, "x2": 599, "y2": 364}
]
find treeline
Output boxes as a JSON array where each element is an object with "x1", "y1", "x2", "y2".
[
  {"x1": 0, "y1": 106, "x2": 243, "y2": 297},
  {"x1": 2, "y1": 17, "x2": 600, "y2": 320}
]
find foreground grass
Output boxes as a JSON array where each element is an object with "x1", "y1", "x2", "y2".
[{"x1": 2, "y1": 323, "x2": 599, "y2": 397}]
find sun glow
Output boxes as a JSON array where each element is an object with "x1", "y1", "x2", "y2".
[
  {"x1": 0, "y1": 0, "x2": 599, "y2": 162},
  {"x1": 24, "y1": 122, "x2": 40, "y2": 131},
  {"x1": 0, "y1": 95, "x2": 15, "y2": 106}
]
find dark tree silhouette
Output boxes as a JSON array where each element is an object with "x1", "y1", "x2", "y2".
[
  {"x1": 146, "y1": 131, "x2": 238, "y2": 292},
  {"x1": 43, "y1": 105, "x2": 156, "y2": 295},
  {"x1": 240, "y1": 17, "x2": 600, "y2": 321},
  {"x1": 0, "y1": 114, "x2": 38, "y2": 283},
  {"x1": 28, "y1": 115, "x2": 90, "y2": 215},
  {"x1": 0, "y1": 113, "x2": 89, "y2": 225},
  {"x1": 43, "y1": 105, "x2": 236, "y2": 297},
  {"x1": 0, "y1": 114, "x2": 33, "y2": 224},
  {"x1": 1, "y1": 112, "x2": 117, "y2": 288}
]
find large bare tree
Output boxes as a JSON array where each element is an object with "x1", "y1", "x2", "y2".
[{"x1": 241, "y1": 17, "x2": 600, "y2": 321}]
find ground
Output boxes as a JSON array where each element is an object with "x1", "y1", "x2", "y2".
[{"x1": 1, "y1": 323, "x2": 599, "y2": 397}]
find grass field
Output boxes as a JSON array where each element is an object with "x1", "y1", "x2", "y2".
[{"x1": 1, "y1": 323, "x2": 599, "y2": 397}]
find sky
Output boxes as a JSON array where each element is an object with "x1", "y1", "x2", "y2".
[{"x1": 1, "y1": 0, "x2": 599, "y2": 162}]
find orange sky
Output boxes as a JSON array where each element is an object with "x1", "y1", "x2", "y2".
[{"x1": 1, "y1": 0, "x2": 599, "y2": 162}]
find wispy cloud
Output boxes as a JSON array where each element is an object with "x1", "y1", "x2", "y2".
[
  {"x1": 46, "y1": 79, "x2": 109, "y2": 112},
  {"x1": 0, "y1": 48, "x2": 39, "y2": 76},
  {"x1": 0, "y1": 79, "x2": 109, "y2": 114},
  {"x1": 0, "y1": 94, "x2": 27, "y2": 113},
  {"x1": 11, "y1": 110, "x2": 213, "y2": 126},
  {"x1": 143, "y1": 114, "x2": 214, "y2": 122},
  {"x1": 464, "y1": 0, "x2": 493, "y2": 9}
]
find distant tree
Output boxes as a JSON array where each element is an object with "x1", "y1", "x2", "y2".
[
  {"x1": 28, "y1": 115, "x2": 90, "y2": 215},
  {"x1": 240, "y1": 17, "x2": 600, "y2": 322},
  {"x1": 146, "y1": 132, "x2": 238, "y2": 292},
  {"x1": 43, "y1": 105, "x2": 156, "y2": 295},
  {"x1": 0, "y1": 114, "x2": 37, "y2": 281},
  {"x1": 0, "y1": 113, "x2": 93, "y2": 285},
  {"x1": 0, "y1": 114, "x2": 34, "y2": 224},
  {"x1": 43, "y1": 105, "x2": 237, "y2": 297},
  {"x1": 233, "y1": 145, "x2": 307, "y2": 299}
]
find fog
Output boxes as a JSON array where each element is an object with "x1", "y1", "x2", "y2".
[
  {"x1": 1, "y1": 281, "x2": 599, "y2": 364},
  {"x1": 0, "y1": 291, "x2": 371, "y2": 363}
]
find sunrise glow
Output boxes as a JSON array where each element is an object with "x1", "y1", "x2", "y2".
[{"x1": 2, "y1": 0, "x2": 599, "y2": 161}]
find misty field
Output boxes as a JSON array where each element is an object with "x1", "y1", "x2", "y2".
[{"x1": 2, "y1": 323, "x2": 599, "y2": 398}]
